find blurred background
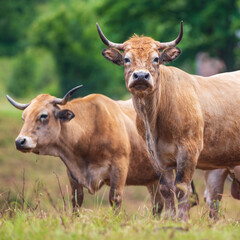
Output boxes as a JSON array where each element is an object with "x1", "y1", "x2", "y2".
[{"x1": 0, "y1": 0, "x2": 240, "y2": 218}]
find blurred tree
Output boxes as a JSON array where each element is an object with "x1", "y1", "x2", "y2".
[
  {"x1": 0, "y1": 0, "x2": 43, "y2": 56},
  {"x1": 30, "y1": 0, "x2": 125, "y2": 97},
  {"x1": 7, "y1": 48, "x2": 59, "y2": 98},
  {"x1": 97, "y1": 0, "x2": 240, "y2": 71},
  {"x1": 7, "y1": 49, "x2": 38, "y2": 97},
  {"x1": 3, "y1": 0, "x2": 240, "y2": 99},
  {"x1": 181, "y1": 0, "x2": 239, "y2": 71}
]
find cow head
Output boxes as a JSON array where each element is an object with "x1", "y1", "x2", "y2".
[
  {"x1": 97, "y1": 22, "x2": 183, "y2": 97},
  {"x1": 7, "y1": 86, "x2": 82, "y2": 155}
]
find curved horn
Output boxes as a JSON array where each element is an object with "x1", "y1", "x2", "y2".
[
  {"x1": 6, "y1": 95, "x2": 29, "y2": 110},
  {"x1": 96, "y1": 23, "x2": 124, "y2": 50},
  {"x1": 158, "y1": 21, "x2": 183, "y2": 49},
  {"x1": 53, "y1": 85, "x2": 83, "y2": 105}
]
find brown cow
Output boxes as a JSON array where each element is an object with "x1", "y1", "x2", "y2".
[
  {"x1": 7, "y1": 86, "x2": 166, "y2": 215},
  {"x1": 204, "y1": 167, "x2": 240, "y2": 219},
  {"x1": 97, "y1": 22, "x2": 240, "y2": 220}
]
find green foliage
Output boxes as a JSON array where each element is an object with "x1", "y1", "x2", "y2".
[
  {"x1": 1, "y1": 0, "x2": 240, "y2": 99},
  {"x1": 7, "y1": 50, "x2": 37, "y2": 98},
  {"x1": 7, "y1": 48, "x2": 58, "y2": 98},
  {"x1": 0, "y1": 58, "x2": 14, "y2": 98},
  {"x1": 30, "y1": 0, "x2": 125, "y2": 97},
  {"x1": 0, "y1": 0, "x2": 42, "y2": 56}
]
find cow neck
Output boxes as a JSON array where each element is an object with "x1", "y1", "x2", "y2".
[
  {"x1": 131, "y1": 74, "x2": 163, "y2": 173},
  {"x1": 132, "y1": 66, "x2": 177, "y2": 133},
  {"x1": 53, "y1": 102, "x2": 90, "y2": 188},
  {"x1": 131, "y1": 65, "x2": 180, "y2": 174},
  {"x1": 158, "y1": 65, "x2": 174, "y2": 109},
  {"x1": 53, "y1": 128, "x2": 84, "y2": 182}
]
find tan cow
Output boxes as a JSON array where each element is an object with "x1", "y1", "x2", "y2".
[
  {"x1": 204, "y1": 167, "x2": 240, "y2": 219},
  {"x1": 7, "y1": 86, "x2": 168, "y2": 215},
  {"x1": 97, "y1": 22, "x2": 240, "y2": 220}
]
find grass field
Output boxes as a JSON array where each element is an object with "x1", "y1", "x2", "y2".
[{"x1": 0, "y1": 101, "x2": 240, "y2": 239}]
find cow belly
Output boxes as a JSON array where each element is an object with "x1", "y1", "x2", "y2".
[
  {"x1": 198, "y1": 147, "x2": 240, "y2": 170},
  {"x1": 126, "y1": 161, "x2": 158, "y2": 185},
  {"x1": 125, "y1": 175, "x2": 157, "y2": 186},
  {"x1": 197, "y1": 119, "x2": 240, "y2": 169}
]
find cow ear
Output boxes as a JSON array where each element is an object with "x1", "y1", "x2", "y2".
[
  {"x1": 102, "y1": 48, "x2": 124, "y2": 66},
  {"x1": 159, "y1": 47, "x2": 182, "y2": 64},
  {"x1": 55, "y1": 109, "x2": 75, "y2": 122}
]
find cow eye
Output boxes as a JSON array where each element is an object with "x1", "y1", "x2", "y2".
[
  {"x1": 153, "y1": 57, "x2": 159, "y2": 63},
  {"x1": 124, "y1": 58, "x2": 131, "y2": 64},
  {"x1": 39, "y1": 114, "x2": 48, "y2": 120}
]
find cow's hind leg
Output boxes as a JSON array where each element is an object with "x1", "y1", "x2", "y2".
[
  {"x1": 147, "y1": 182, "x2": 164, "y2": 217},
  {"x1": 204, "y1": 169, "x2": 227, "y2": 219}
]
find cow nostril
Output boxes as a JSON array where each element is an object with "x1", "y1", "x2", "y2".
[
  {"x1": 145, "y1": 73, "x2": 150, "y2": 80},
  {"x1": 133, "y1": 73, "x2": 138, "y2": 80},
  {"x1": 20, "y1": 138, "x2": 26, "y2": 146}
]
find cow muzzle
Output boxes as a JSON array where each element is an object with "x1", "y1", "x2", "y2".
[
  {"x1": 15, "y1": 136, "x2": 36, "y2": 152},
  {"x1": 128, "y1": 71, "x2": 153, "y2": 91}
]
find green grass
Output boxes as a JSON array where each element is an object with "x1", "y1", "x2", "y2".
[
  {"x1": 0, "y1": 208, "x2": 240, "y2": 240},
  {"x1": 0, "y1": 102, "x2": 240, "y2": 239}
]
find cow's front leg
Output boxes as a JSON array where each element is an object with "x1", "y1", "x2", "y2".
[
  {"x1": 109, "y1": 163, "x2": 128, "y2": 210},
  {"x1": 147, "y1": 182, "x2": 164, "y2": 217},
  {"x1": 159, "y1": 170, "x2": 176, "y2": 219},
  {"x1": 204, "y1": 169, "x2": 227, "y2": 219},
  {"x1": 67, "y1": 170, "x2": 84, "y2": 212},
  {"x1": 175, "y1": 145, "x2": 200, "y2": 221}
]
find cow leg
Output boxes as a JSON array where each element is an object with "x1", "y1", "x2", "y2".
[
  {"x1": 147, "y1": 182, "x2": 164, "y2": 217},
  {"x1": 204, "y1": 169, "x2": 227, "y2": 219},
  {"x1": 67, "y1": 170, "x2": 84, "y2": 212},
  {"x1": 230, "y1": 166, "x2": 240, "y2": 200},
  {"x1": 109, "y1": 164, "x2": 128, "y2": 210},
  {"x1": 174, "y1": 147, "x2": 200, "y2": 221},
  {"x1": 159, "y1": 170, "x2": 176, "y2": 219},
  {"x1": 189, "y1": 181, "x2": 199, "y2": 208}
]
